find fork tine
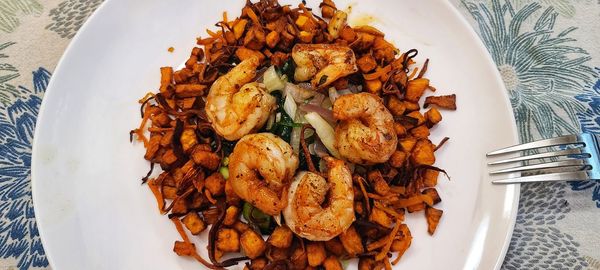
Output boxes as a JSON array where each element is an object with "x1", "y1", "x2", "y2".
[
  {"x1": 487, "y1": 147, "x2": 584, "y2": 165},
  {"x1": 487, "y1": 134, "x2": 581, "y2": 156},
  {"x1": 489, "y1": 159, "x2": 586, "y2": 174},
  {"x1": 492, "y1": 171, "x2": 590, "y2": 184}
]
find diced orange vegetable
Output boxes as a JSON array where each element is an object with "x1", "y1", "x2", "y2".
[
  {"x1": 339, "y1": 225, "x2": 364, "y2": 256},
  {"x1": 307, "y1": 242, "x2": 327, "y2": 267},
  {"x1": 389, "y1": 151, "x2": 407, "y2": 168},
  {"x1": 266, "y1": 31, "x2": 280, "y2": 48},
  {"x1": 425, "y1": 206, "x2": 443, "y2": 235},
  {"x1": 411, "y1": 139, "x2": 436, "y2": 165},
  {"x1": 235, "y1": 47, "x2": 265, "y2": 63},
  {"x1": 422, "y1": 169, "x2": 440, "y2": 187},
  {"x1": 405, "y1": 78, "x2": 430, "y2": 102},
  {"x1": 357, "y1": 54, "x2": 377, "y2": 73},
  {"x1": 424, "y1": 94, "x2": 457, "y2": 110},
  {"x1": 410, "y1": 125, "x2": 430, "y2": 139},
  {"x1": 425, "y1": 107, "x2": 443, "y2": 125}
]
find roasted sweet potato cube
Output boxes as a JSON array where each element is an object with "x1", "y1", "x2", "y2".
[
  {"x1": 323, "y1": 256, "x2": 343, "y2": 270},
  {"x1": 240, "y1": 230, "x2": 267, "y2": 259},
  {"x1": 373, "y1": 37, "x2": 396, "y2": 63},
  {"x1": 307, "y1": 242, "x2": 326, "y2": 267},
  {"x1": 160, "y1": 131, "x2": 173, "y2": 147},
  {"x1": 225, "y1": 180, "x2": 241, "y2": 205},
  {"x1": 393, "y1": 122, "x2": 407, "y2": 137},
  {"x1": 399, "y1": 137, "x2": 417, "y2": 152},
  {"x1": 223, "y1": 205, "x2": 240, "y2": 226},
  {"x1": 369, "y1": 207, "x2": 392, "y2": 228},
  {"x1": 173, "y1": 241, "x2": 196, "y2": 256},
  {"x1": 406, "y1": 111, "x2": 426, "y2": 126},
  {"x1": 145, "y1": 134, "x2": 162, "y2": 160},
  {"x1": 299, "y1": 31, "x2": 315, "y2": 43},
  {"x1": 175, "y1": 84, "x2": 206, "y2": 98},
  {"x1": 266, "y1": 31, "x2": 280, "y2": 48},
  {"x1": 171, "y1": 197, "x2": 188, "y2": 215},
  {"x1": 390, "y1": 238, "x2": 412, "y2": 261},
  {"x1": 290, "y1": 244, "x2": 308, "y2": 269},
  {"x1": 423, "y1": 169, "x2": 440, "y2": 187},
  {"x1": 152, "y1": 112, "x2": 171, "y2": 127},
  {"x1": 425, "y1": 107, "x2": 442, "y2": 125},
  {"x1": 173, "y1": 68, "x2": 193, "y2": 83},
  {"x1": 403, "y1": 101, "x2": 420, "y2": 112},
  {"x1": 339, "y1": 225, "x2": 363, "y2": 256},
  {"x1": 162, "y1": 186, "x2": 178, "y2": 200},
  {"x1": 232, "y1": 221, "x2": 250, "y2": 233},
  {"x1": 217, "y1": 228, "x2": 240, "y2": 252},
  {"x1": 233, "y1": 19, "x2": 248, "y2": 40},
  {"x1": 387, "y1": 95, "x2": 406, "y2": 117},
  {"x1": 405, "y1": 78, "x2": 429, "y2": 102},
  {"x1": 269, "y1": 246, "x2": 289, "y2": 261},
  {"x1": 364, "y1": 79, "x2": 382, "y2": 94},
  {"x1": 411, "y1": 139, "x2": 436, "y2": 165},
  {"x1": 357, "y1": 54, "x2": 377, "y2": 73},
  {"x1": 185, "y1": 55, "x2": 198, "y2": 69},
  {"x1": 368, "y1": 170, "x2": 389, "y2": 195},
  {"x1": 268, "y1": 226, "x2": 293, "y2": 248},
  {"x1": 191, "y1": 145, "x2": 220, "y2": 170},
  {"x1": 339, "y1": 25, "x2": 356, "y2": 42},
  {"x1": 244, "y1": 25, "x2": 266, "y2": 50},
  {"x1": 162, "y1": 149, "x2": 178, "y2": 166},
  {"x1": 205, "y1": 172, "x2": 225, "y2": 196},
  {"x1": 159, "y1": 67, "x2": 173, "y2": 95},
  {"x1": 187, "y1": 191, "x2": 205, "y2": 209},
  {"x1": 202, "y1": 208, "x2": 220, "y2": 224},
  {"x1": 182, "y1": 212, "x2": 206, "y2": 235},
  {"x1": 324, "y1": 238, "x2": 345, "y2": 256},
  {"x1": 162, "y1": 173, "x2": 176, "y2": 186},
  {"x1": 389, "y1": 151, "x2": 407, "y2": 168},
  {"x1": 410, "y1": 125, "x2": 430, "y2": 139},
  {"x1": 422, "y1": 188, "x2": 442, "y2": 205},
  {"x1": 236, "y1": 47, "x2": 265, "y2": 63},
  {"x1": 320, "y1": 0, "x2": 336, "y2": 18},
  {"x1": 180, "y1": 129, "x2": 198, "y2": 153},
  {"x1": 249, "y1": 257, "x2": 268, "y2": 270},
  {"x1": 406, "y1": 202, "x2": 426, "y2": 213},
  {"x1": 424, "y1": 94, "x2": 457, "y2": 110},
  {"x1": 425, "y1": 206, "x2": 443, "y2": 235},
  {"x1": 356, "y1": 32, "x2": 375, "y2": 49}
]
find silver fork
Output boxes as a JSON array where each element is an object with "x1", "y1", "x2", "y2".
[{"x1": 487, "y1": 133, "x2": 600, "y2": 184}]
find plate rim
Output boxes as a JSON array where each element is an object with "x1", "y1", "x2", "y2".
[
  {"x1": 31, "y1": 0, "x2": 521, "y2": 269},
  {"x1": 442, "y1": 2, "x2": 521, "y2": 269}
]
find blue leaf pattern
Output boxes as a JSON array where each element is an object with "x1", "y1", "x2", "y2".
[
  {"x1": 569, "y1": 68, "x2": 600, "y2": 208},
  {"x1": 460, "y1": 0, "x2": 598, "y2": 268},
  {"x1": 0, "y1": 67, "x2": 50, "y2": 269}
]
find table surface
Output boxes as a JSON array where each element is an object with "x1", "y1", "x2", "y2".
[{"x1": 0, "y1": 0, "x2": 598, "y2": 269}]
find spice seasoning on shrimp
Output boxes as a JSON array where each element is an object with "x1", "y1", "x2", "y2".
[{"x1": 131, "y1": 0, "x2": 456, "y2": 268}]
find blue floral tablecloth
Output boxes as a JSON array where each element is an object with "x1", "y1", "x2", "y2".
[{"x1": 0, "y1": 0, "x2": 598, "y2": 269}]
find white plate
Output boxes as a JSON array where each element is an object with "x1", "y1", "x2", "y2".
[{"x1": 32, "y1": 0, "x2": 520, "y2": 269}]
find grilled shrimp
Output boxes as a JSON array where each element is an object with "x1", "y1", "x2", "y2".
[
  {"x1": 292, "y1": 44, "x2": 358, "y2": 89},
  {"x1": 333, "y1": 92, "x2": 397, "y2": 164},
  {"x1": 229, "y1": 133, "x2": 299, "y2": 216},
  {"x1": 283, "y1": 157, "x2": 354, "y2": 241},
  {"x1": 206, "y1": 57, "x2": 276, "y2": 141}
]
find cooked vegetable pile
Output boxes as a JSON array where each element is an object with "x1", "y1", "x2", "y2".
[{"x1": 130, "y1": 0, "x2": 457, "y2": 269}]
